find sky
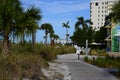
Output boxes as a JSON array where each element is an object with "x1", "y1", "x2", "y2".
[{"x1": 20, "y1": 0, "x2": 90, "y2": 43}]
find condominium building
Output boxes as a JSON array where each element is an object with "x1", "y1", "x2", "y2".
[{"x1": 90, "y1": 0, "x2": 118, "y2": 30}]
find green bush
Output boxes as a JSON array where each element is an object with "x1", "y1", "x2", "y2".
[
  {"x1": 84, "y1": 56, "x2": 89, "y2": 62},
  {"x1": 94, "y1": 57, "x2": 120, "y2": 68}
]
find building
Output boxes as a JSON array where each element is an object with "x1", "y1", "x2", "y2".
[
  {"x1": 90, "y1": 0, "x2": 118, "y2": 30},
  {"x1": 105, "y1": 22, "x2": 120, "y2": 52},
  {"x1": 54, "y1": 39, "x2": 72, "y2": 45}
]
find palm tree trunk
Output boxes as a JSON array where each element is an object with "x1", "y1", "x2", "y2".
[
  {"x1": 45, "y1": 30, "x2": 48, "y2": 44},
  {"x1": 45, "y1": 35, "x2": 47, "y2": 44},
  {"x1": 2, "y1": 36, "x2": 10, "y2": 56},
  {"x1": 66, "y1": 28, "x2": 68, "y2": 44},
  {"x1": 32, "y1": 31, "x2": 36, "y2": 45}
]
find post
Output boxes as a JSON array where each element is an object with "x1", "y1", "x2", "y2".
[
  {"x1": 78, "y1": 54, "x2": 80, "y2": 60},
  {"x1": 86, "y1": 40, "x2": 88, "y2": 56},
  {"x1": 118, "y1": 36, "x2": 120, "y2": 52}
]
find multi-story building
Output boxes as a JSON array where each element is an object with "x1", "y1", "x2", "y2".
[{"x1": 90, "y1": 0, "x2": 118, "y2": 30}]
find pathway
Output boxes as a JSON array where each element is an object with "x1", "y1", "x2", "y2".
[{"x1": 56, "y1": 53, "x2": 119, "y2": 80}]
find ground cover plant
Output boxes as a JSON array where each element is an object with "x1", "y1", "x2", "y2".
[
  {"x1": 0, "y1": 43, "x2": 75, "y2": 79},
  {"x1": 84, "y1": 51, "x2": 120, "y2": 79}
]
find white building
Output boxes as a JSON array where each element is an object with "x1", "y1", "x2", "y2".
[
  {"x1": 54, "y1": 39, "x2": 72, "y2": 45},
  {"x1": 90, "y1": 0, "x2": 118, "y2": 30}
]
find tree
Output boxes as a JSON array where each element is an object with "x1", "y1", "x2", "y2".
[
  {"x1": 25, "y1": 6, "x2": 42, "y2": 44},
  {"x1": 12, "y1": 6, "x2": 41, "y2": 45},
  {"x1": 71, "y1": 17, "x2": 93, "y2": 46},
  {"x1": 40, "y1": 23, "x2": 54, "y2": 44},
  {"x1": 0, "y1": 0, "x2": 23, "y2": 56},
  {"x1": 0, "y1": 0, "x2": 42, "y2": 56},
  {"x1": 75, "y1": 17, "x2": 92, "y2": 30},
  {"x1": 111, "y1": 0, "x2": 120, "y2": 23},
  {"x1": 93, "y1": 26, "x2": 107, "y2": 43},
  {"x1": 50, "y1": 33, "x2": 59, "y2": 45},
  {"x1": 71, "y1": 26, "x2": 94, "y2": 46},
  {"x1": 62, "y1": 21, "x2": 70, "y2": 44}
]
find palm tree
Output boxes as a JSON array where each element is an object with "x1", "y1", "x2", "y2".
[
  {"x1": 62, "y1": 21, "x2": 70, "y2": 44},
  {"x1": 75, "y1": 17, "x2": 92, "y2": 30},
  {"x1": 25, "y1": 6, "x2": 42, "y2": 44},
  {"x1": 40, "y1": 23, "x2": 54, "y2": 44},
  {"x1": 14, "y1": 6, "x2": 41, "y2": 44},
  {"x1": 50, "y1": 33, "x2": 59, "y2": 44},
  {"x1": 0, "y1": 0, "x2": 23, "y2": 56},
  {"x1": 111, "y1": 1, "x2": 120, "y2": 23}
]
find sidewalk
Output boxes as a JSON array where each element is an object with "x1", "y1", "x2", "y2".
[{"x1": 56, "y1": 53, "x2": 119, "y2": 80}]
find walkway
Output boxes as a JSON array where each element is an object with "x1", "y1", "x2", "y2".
[{"x1": 56, "y1": 53, "x2": 119, "y2": 80}]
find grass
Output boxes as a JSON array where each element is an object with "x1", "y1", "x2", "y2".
[
  {"x1": 10, "y1": 43, "x2": 75, "y2": 61},
  {"x1": 90, "y1": 49, "x2": 107, "y2": 56},
  {"x1": 84, "y1": 53, "x2": 120, "y2": 79},
  {"x1": 0, "y1": 43, "x2": 75, "y2": 79},
  {"x1": 0, "y1": 53, "x2": 47, "y2": 80}
]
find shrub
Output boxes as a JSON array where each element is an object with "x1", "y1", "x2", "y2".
[
  {"x1": 84, "y1": 56, "x2": 89, "y2": 62},
  {"x1": 0, "y1": 54, "x2": 47, "y2": 80},
  {"x1": 90, "y1": 49, "x2": 107, "y2": 56},
  {"x1": 57, "y1": 45, "x2": 75, "y2": 55}
]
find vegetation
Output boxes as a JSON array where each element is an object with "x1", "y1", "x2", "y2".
[
  {"x1": 93, "y1": 27, "x2": 107, "y2": 43},
  {"x1": 84, "y1": 54, "x2": 120, "y2": 79},
  {"x1": 0, "y1": 43, "x2": 75, "y2": 79},
  {"x1": 71, "y1": 17, "x2": 94, "y2": 46},
  {"x1": 62, "y1": 21, "x2": 70, "y2": 44},
  {"x1": 40, "y1": 23, "x2": 54, "y2": 44},
  {"x1": 74, "y1": 17, "x2": 92, "y2": 30},
  {"x1": 0, "y1": 0, "x2": 119, "y2": 79},
  {"x1": 0, "y1": 53, "x2": 47, "y2": 80},
  {"x1": 94, "y1": 56, "x2": 120, "y2": 68},
  {"x1": 0, "y1": 0, "x2": 41, "y2": 56},
  {"x1": 111, "y1": 0, "x2": 120, "y2": 23}
]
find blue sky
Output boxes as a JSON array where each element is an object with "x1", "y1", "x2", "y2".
[{"x1": 20, "y1": 0, "x2": 90, "y2": 43}]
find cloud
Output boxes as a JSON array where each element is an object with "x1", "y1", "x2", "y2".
[{"x1": 20, "y1": 0, "x2": 89, "y2": 14}]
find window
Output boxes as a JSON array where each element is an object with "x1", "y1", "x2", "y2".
[
  {"x1": 95, "y1": 3, "x2": 98, "y2": 6},
  {"x1": 101, "y1": 22, "x2": 103, "y2": 25},
  {"x1": 105, "y1": 2, "x2": 107, "y2": 4},
  {"x1": 102, "y1": 2, "x2": 104, "y2": 5},
  {"x1": 90, "y1": 3, "x2": 92, "y2": 6}
]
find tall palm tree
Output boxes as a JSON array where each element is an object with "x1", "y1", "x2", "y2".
[
  {"x1": 0, "y1": 0, "x2": 23, "y2": 56},
  {"x1": 40, "y1": 23, "x2": 54, "y2": 44},
  {"x1": 25, "y1": 6, "x2": 42, "y2": 44},
  {"x1": 15, "y1": 6, "x2": 41, "y2": 44},
  {"x1": 62, "y1": 21, "x2": 70, "y2": 44},
  {"x1": 75, "y1": 17, "x2": 92, "y2": 30}
]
